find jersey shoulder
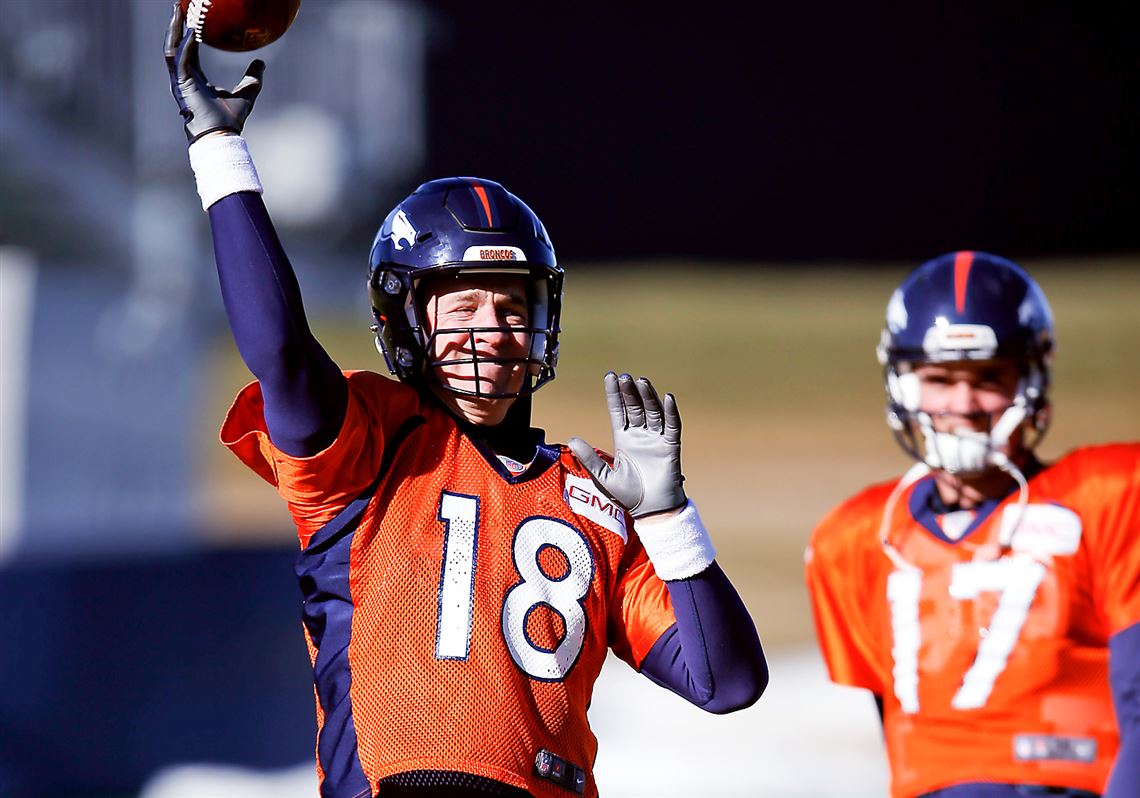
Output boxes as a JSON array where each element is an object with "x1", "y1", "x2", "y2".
[
  {"x1": 1051, "y1": 440, "x2": 1140, "y2": 475},
  {"x1": 343, "y1": 368, "x2": 430, "y2": 420},
  {"x1": 808, "y1": 476, "x2": 901, "y2": 558},
  {"x1": 1041, "y1": 441, "x2": 1140, "y2": 500},
  {"x1": 340, "y1": 368, "x2": 456, "y2": 452}
]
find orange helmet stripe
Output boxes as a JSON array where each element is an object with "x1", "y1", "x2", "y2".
[
  {"x1": 954, "y1": 250, "x2": 975, "y2": 314},
  {"x1": 470, "y1": 182, "x2": 494, "y2": 226}
]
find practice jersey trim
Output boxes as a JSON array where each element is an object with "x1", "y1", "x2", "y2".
[
  {"x1": 295, "y1": 415, "x2": 425, "y2": 796},
  {"x1": 1005, "y1": 502, "x2": 1083, "y2": 557},
  {"x1": 908, "y1": 478, "x2": 1001, "y2": 544},
  {"x1": 563, "y1": 475, "x2": 627, "y2": 542}
]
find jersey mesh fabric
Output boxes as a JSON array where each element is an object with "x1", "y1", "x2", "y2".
[
  {"x1": 805, "y1": 443, "x2": 1140, "y2": 798},
  {"x1": 377, "y1": 769, "x2": 534, "y2": 796},
  {"x1": 222, "y1": 370, "x2": 677, "y2": 798}
]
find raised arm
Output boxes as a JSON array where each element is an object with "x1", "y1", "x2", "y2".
[
  {"x1": 165, "y1": 5, "x2": 345, "y2": 456},
  {"x1": 569, "y1": 373, "x2": 768, "y2": 711}
]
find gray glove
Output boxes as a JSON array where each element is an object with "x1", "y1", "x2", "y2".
[
  {"x1": 164, "y1": 3, "x2": 264, "y2": 142},
  {"x1": 568, "y1": 372, "x2": 687, "y2": 518}
]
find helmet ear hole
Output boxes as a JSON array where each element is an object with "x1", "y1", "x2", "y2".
[
  {"x1": 381, "y1": 272, "x2": 402, "y2": 296},
  {"x1": 887, "y1": 368, "x2": 921, "y2": 412}
]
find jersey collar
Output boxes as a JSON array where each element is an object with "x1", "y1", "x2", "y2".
[{"x1": 907, "y1": 455, "x2": 1045, "y2": 544}]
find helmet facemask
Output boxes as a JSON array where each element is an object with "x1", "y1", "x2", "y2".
[
  {"x1": 367, "y1": 177, "x2": 563, "y2": 419},
  {"x1": 882, "y1": 357, "x2": 1049, "y2": 476},
  {"x1": 370, "y1": 263, "x2": 562, "y2": 400}
]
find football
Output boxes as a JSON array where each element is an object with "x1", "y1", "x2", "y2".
[{"x1": 180, "y1": 0, "x2": 302, "y2": 52}]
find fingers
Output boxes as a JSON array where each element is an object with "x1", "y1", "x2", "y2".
[
  {"x1": 663, "y1": 392, "x2": 682, "y2": 445},
  {"x1": 164, "y1": 2, "x2": 185, "y2": 62},
  {"x1": 176, "y1": 14, "x2": 201, "y2": 80},
  {"x1": 602, "y1": 372, "x2": 673, "y2": 435},
  {"x1": 567, "y1": 437, "x2": 610, "y2": 482},
  {"x1": 244, "y1": 59, "x2": 266, "y2": 83},
  {"x1": 232, "y1": 59, "x2": 265, "y2": 100},
  {"x1": 617, "y1": 374, "x2": 645, "y2": 429},
  {"x1": 636, "y1": 378, "x2": 663, "y2": 433},
  {"x1": 602, "y1": 371, "x2": 626, "y2": 432}
]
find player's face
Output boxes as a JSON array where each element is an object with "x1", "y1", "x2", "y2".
[
  {"x1": 915, "y1": 359, "x2": 1020, "y2": 434},
  {"x1": 422, "y1": 274, "x2": 531, "y2": 426}
]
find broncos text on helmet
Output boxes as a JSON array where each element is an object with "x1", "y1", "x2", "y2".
[
  {"x1": 876, "y1": 251, "x2": 1055, "y2": 475},
  {"x1": 367, "y1": 177, "x2": 563, "y2": 399}
]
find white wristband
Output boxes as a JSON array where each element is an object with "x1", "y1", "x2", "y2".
[
  {"x1": 187, "y1": 134, "x2": 263, "y2": 210},
  {"x1": 633, "y1": 500, "x2": 716, "y2": 581}
]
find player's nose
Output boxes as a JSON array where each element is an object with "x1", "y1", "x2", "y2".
[{"x1": 945, "y1": 379, "x2": 982, "y2": 415}]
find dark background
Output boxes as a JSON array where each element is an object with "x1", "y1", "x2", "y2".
[{"x1": 420, "y1": 2, "x2": 1140, "y2": 261}]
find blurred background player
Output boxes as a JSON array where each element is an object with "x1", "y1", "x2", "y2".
[
  {"x1": 805, "y1": 251, "x2": 1139, "y2": 798},
  {"x1": 165, "y1": 7, "x2": 766, "y2": 798}
]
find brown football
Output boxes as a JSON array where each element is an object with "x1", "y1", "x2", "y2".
[{"x1": 180, "y1": 0, "x2": 301, "y2": 52}]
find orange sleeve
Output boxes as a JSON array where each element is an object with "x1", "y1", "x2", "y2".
[
  {"x1": 219, "y1": 370, "x2": 420, "y2": 546},
  {"x1": 805, "y1": 491, "x2": 889, "y2": 694},
  {"x1": 1077, "y1": 443, "x2": 1140, "y2": 635},
  {"x1": 607, "y1": 530, "x2": 677, "y2": 669}
]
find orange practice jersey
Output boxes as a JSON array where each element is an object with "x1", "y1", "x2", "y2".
[
  {"x1": 805, "y1": 443, "x2": 1140, "y2": 798},
  {"x1": 222, "y1": 370, "x2": 677, "y2": 798}
]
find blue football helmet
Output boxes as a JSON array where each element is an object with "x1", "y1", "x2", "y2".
[
  {"x1": 367, "y1": 177, "x2": 562, "y2": 398},
  {"x1": 876, "y1": 251, "x2": 1055, "y2": 474}
]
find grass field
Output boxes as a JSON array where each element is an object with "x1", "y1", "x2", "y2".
[{"x1": 198, "y1": 257, "x2": 1140, "y2": 649}]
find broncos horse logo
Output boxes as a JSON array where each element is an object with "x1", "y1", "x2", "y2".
[{"x1": 387, "y1": 209, "x2": 418, "y2": 251}]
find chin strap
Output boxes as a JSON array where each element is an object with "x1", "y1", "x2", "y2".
[
  {"x1": 916, "y1": 401, "x2": 1029, "y2": 475},
  {"x1": 990, "y1": 451, "x2": 1029, "y2": 550},
  {"x1": 879, "y1": 461, "x2": 931, "y2": 571},
  {"x1": 881, "y1": 450, "x2": 1031, "y2": 570}
]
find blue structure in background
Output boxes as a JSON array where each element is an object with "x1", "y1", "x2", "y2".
[
  {"x1": 0, "y1": 548, "x2": 314, "y2": 797},
  {"x1": 0, "y1": 265, "x2": 318, "y2": 794},
  {"x1": 0, "y1": 2, "x2": 362, "y2": 789},
  {"x1": 18, "y1": 272, "x2": 203, "y2": 558}
]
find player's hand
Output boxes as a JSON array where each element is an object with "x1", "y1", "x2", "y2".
[
  {"x1": 164, "y1": 2, "x2": 264, "y2": 142},
  {"x1": 568, "y1": 372, "x2": 687, "y2": 519}
]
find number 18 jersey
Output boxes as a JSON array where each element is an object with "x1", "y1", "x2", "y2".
[
  {"x1": 805, "y1": 443, "x2": 1140, "y2": 798},
  {"x1": 222, "y1": 370, "x2": 678, "y2": 798}
]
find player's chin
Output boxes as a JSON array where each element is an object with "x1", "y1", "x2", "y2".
[{"x1": 446, "y1": 392, "x2": 517, "y2": 427}]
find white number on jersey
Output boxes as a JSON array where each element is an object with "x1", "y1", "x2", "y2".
[
  {"x1": 886, "y1": 555, "x2": 1047, "y2": 713},
  {"x1": 435, "y1": 493, "x2": 595, "y2": 680},
  {"x1": 502, "y1": 518, "x2": 594, "y2": 680},
  {"x1": 436, "y1": 492, "x2": 480, "y2": 659}
]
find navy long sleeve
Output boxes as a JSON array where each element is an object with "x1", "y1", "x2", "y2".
[
  {"x1": 638, "y1": 562, "x2": 768, "y2": 713},
  {"x1": 1107, "y1": 620, "x2": 1140, "y2": 797},
  {"x1": 208, "y1": 191, "x2": 346, "y2": 456}
]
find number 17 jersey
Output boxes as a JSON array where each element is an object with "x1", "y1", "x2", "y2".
[{"x1": 805, "y1": 443, "x2": 1140, "y2": 798}]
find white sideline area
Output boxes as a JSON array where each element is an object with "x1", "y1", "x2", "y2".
[
  {"x1": 140, "y1": 647, "x2": 888, "y2": 798},
  {"x1": 0, "y1": 246, "x2": 36, "y2": 563}
]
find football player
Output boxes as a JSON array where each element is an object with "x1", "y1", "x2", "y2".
[
  {"x1": 805, "y1": 251, "x2": 1139, "y2": 798},
  {"x1": 165, "y1": 7, "x2": 767, "y2": 798}
]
